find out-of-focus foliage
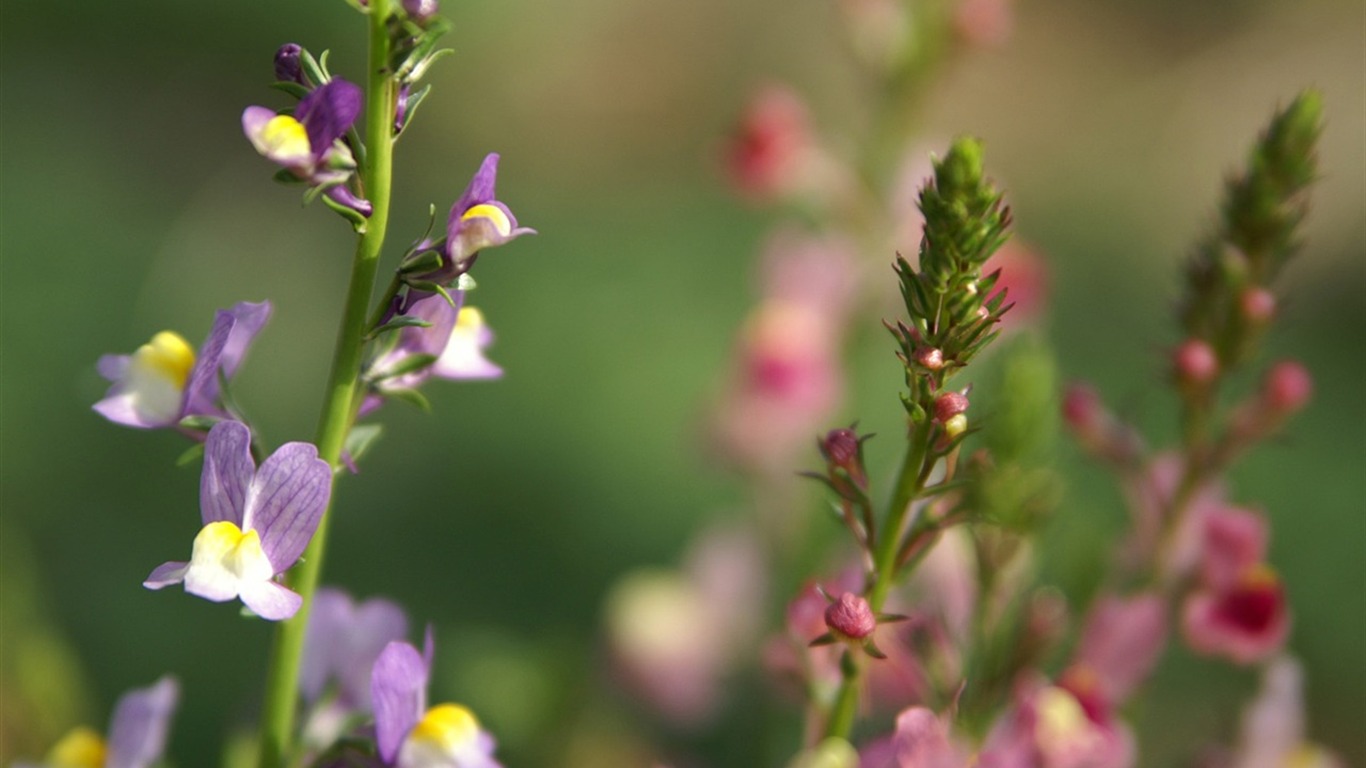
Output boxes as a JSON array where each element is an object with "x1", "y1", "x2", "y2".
[{"x1": 1, "y1": 0, "x2": 1361, "y2": 765}]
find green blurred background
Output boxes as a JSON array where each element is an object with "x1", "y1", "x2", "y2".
[{"x1": 2, "y1": 0, "x2": 1362, "y2": 765}]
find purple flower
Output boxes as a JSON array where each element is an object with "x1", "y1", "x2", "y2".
[
  {"x1": 362, "y1": 291, "x2": 502, "y2": 414},
  {"x1": 302, "y1": 588, "x2": 410, "y2": 710},
  {"x1": 17, "y1": 676, "x2": 179, "y2": 768},
  {"x1": 243, "y1": 79, "x2": 365, "y2": 204},
  {"x1": 143, "y1": 421, "x2": 331, "y2": 620},
  {"x1": 94, "y1": 301, "x2": 271, "y2": 430},
  {"x1": 413, "y1": 154, "x2": 534, "y2": 284},
  {"x1": 371, "y1": 633, "x2": 501, "y2": 768}
]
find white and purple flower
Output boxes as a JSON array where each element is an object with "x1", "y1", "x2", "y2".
[
  {"x1": 370, "y1": 633, "x2": 502, "y2": 768},
  {"x1": 16, "y1": 676, "x2": 179, "y2": 768},
  {"x1": 94, "y1": 301, "x2": 270, "y2": 431},
  {"x1": 143, "y1": 421, "x2": 330, "y2": 620}
]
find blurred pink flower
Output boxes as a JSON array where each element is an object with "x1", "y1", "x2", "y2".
[
  {"x1": 1071, "y1": 592, "x2": 1167, "y2": 704},
  {"x1": 1183, "y1": 563, "x2": 1290, "y2": 665},
  {"x1": 952, "y1": 0, "x2": 1015, "y2": 48},
  {"x1": 711, "y1": 231, "x2": 859, "y2": 473},
  {"x1": 1226, "y1": 656, "x2": 1344, "y2": 768},
  {"x1": 724, "y1": 85, "x2": 819, "y2": 202},
  {"x1": 979, "y1": 677, "x2": 1134, "y2": 768}
]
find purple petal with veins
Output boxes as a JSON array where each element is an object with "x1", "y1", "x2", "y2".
[
  {"x1": 218, "y1": 301, "x2": 272, "y2": 380},
  {"x1": 371, "y1": 641, "x2": 429, "y2": 764},
  {"x1": 200, "y1": 421, "x2": 253, "y2": 525},
  {"x1": 450, "y1": 153, "x2": 501, "y2": 220},
  {"x1": 297, "y1": 79, "x2": 362, "y2": 159},
  {"x1": 245, "y1": 440, "x2": 331, "y2": 570},
  {"x1": 106, "y1": 676, "x2": 179, "y2": 768},
  {"x1": 143, "y1": 561, "x2": 189, "y2": 590}
]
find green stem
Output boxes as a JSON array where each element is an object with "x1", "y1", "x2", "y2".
[
  {"x1": 824, "y1": 418, "x2": 934, "y2": 740},
  {"x1": 256, "y1": 3, "x2": 396, "y2": 767}
]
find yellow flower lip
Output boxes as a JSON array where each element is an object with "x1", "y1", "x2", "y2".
[
  {"x1": 192, "y1": 521, "x2": 272, "y2": 581},
  {"x1": 460, "y1": 203, "x2": 512, "y2": 238},
  {"x1": 260, "y1": 114, "x2": 312, "y2": 162},
  {"x1": 135, "y1": 331, "x2": 195, "y2": 388},
  {"x1": 410, "y1": 703, "x2": 480, "y2": 751},
  {"x1": 45, "y1": 726, "x2": 107, "y2": 768}
]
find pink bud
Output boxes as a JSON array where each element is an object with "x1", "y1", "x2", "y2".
[
  {"x1": 825, "y1": 592, "x2": 876, "y2": 639},
  {"x1": 934, "y1": 391, "x2": 970, "y2": 423},
  {"x1": 1174, "y1": 339, "x2": 1219, "y2": 386},
  {"x1": 1240, "y1": 288, "x2": 1277, "y2": 324},
  {"x1": 914, "y1": 347, "x2": 945, "y2": 371},
  {"x1": 724, "y1": 86, "x2": 812, "y2": 201},
  {"x1": 1261, "y1": 360, "x2": 1312, "y2": 414},
  {"x1": 821, "y1": 428, "x2": 860, "y2": 467},
  {"x1": 1062, "y1": 383, "x2": 1102, "y2": 432}
]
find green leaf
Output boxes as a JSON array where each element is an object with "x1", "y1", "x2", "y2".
[
  {"x1": 269, "y1": 81, "x2": 311, "y2": 100},
  {"x1": 372, "y1": 353, "x2": 437, "y2": 381},
  {"x1": 175, "y1": 442, "x2": 206, "y2": 468},
  {"x1": 342, "y1": 424, "x2": 384, "y2": 467},
  {"x1": 177, "y1": 415, "x2": 219, "y2": 432},
  {"x1": 384, "y1": 387, "x2": 432, "y2": 412},
  {"x1": 321, "y1": 191, "x2": 370, "y2": 233},
  {"x1": 368, "y1": 315, "x2": 433, "y2": 339}
]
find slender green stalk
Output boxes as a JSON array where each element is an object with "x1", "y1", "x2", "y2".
[
  {"x1": 257, "y1": 3, "x2": 395, "y2": 766},
  {"x1": 824, "y1": 419, "x2": 934, "y2": 740}
]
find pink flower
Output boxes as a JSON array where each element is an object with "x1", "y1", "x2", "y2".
[
  {"x1": 710, "y1": 231, "x2": 858, "y2": 472},
  {"x1": 1183, "y1": 564, "x2": 1290, "y2": 665},
  {"x1": 979, "y1": 677, "x2": 1134, "y2": 768},
  {"x1": 1072, "y1": 593, "x2": 1168, "y2": 704},
  {"x1": 724, "y1": 85, "x2": 818, "y2": 201}
]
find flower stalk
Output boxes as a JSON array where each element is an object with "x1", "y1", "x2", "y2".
[{"x1": 256, "y1": 1, "x2": 397, "y2": 765}]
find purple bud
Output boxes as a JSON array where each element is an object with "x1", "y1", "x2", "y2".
[
  {"x1": 824, "y1": 592, "x2": 876, "y2": 639},
  {"x1": 274, "y1": 43, "x2": 304, "y2": 84}
]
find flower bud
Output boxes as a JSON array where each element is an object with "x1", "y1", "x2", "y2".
[
  {"x1": 403, "y1": 0, "x2": 439, "y2": 22},
  {"x1": 914, "y1": 346, "x2": 945, "y2": 371},
  {"x1": 824, "y1": 592, "x2": 876, "y2": 640},
  {"x1": 1240, "y1": 287, "x2": 1277, "y2": 324},
  {"x1": 1261, "y1": 360, "x2": 1312, "y2": 414},
  {"x1": 933, "y1": 391, "x2": 970, "y2": 423},
  {"x1": 821, "y1": 428, "x2": 860, "y2": 468},
  {"x1": 274, "y1": 43, "x2": 304, "y2": 84},
  {"x1": 1061, "y1": 383, "x2": 1102, "y2": 433},
  {"x1": 1173, "y1": 339, "x2": 1219, "y2": 386}
]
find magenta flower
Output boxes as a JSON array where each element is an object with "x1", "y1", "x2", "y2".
[
  {"x1": 1181, "y1": 505, "x2": 1290, "y2": 664},
  {"x1": 143, "y1": 421, "x2": 331, "y2": 620},
  {"x1": 16, "y1": 676, "x2": 179, "y2": 768},
  {"x1": 1183, "y1": 563, "x2": 1290, "y2": 665},
  {"x1": 94, "y1": 301, "x2": 270, "y2": 431},
  {"x1": 859, "y1": 706, "x2": 969, "y2": 768},
  {"x1": 371, "y1": 633, "x2": 501, "y2": 768}
]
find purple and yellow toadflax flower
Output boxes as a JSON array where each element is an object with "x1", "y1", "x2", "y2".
[
  {"x1": 15, "y1": 676, "x2": 179, "y2": 768},
  {"x1": 242, "y1": 79, "x2": 370, "y2": 215},
  {"x1": 143, "y1": 421, "x2": 331, "y2": 620},
  {"x1": 94, "y1": 301, "x2": 270, "y2": 431},
  {"x1": 407, "y1": 154, "x2": 534, "y2": 285},
  {"x1": 370, "y1": 633, "x2": 502, "y2": 768},
  {"x1": 362, "y1": 291, "x2": 501, "y2": 414}
]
